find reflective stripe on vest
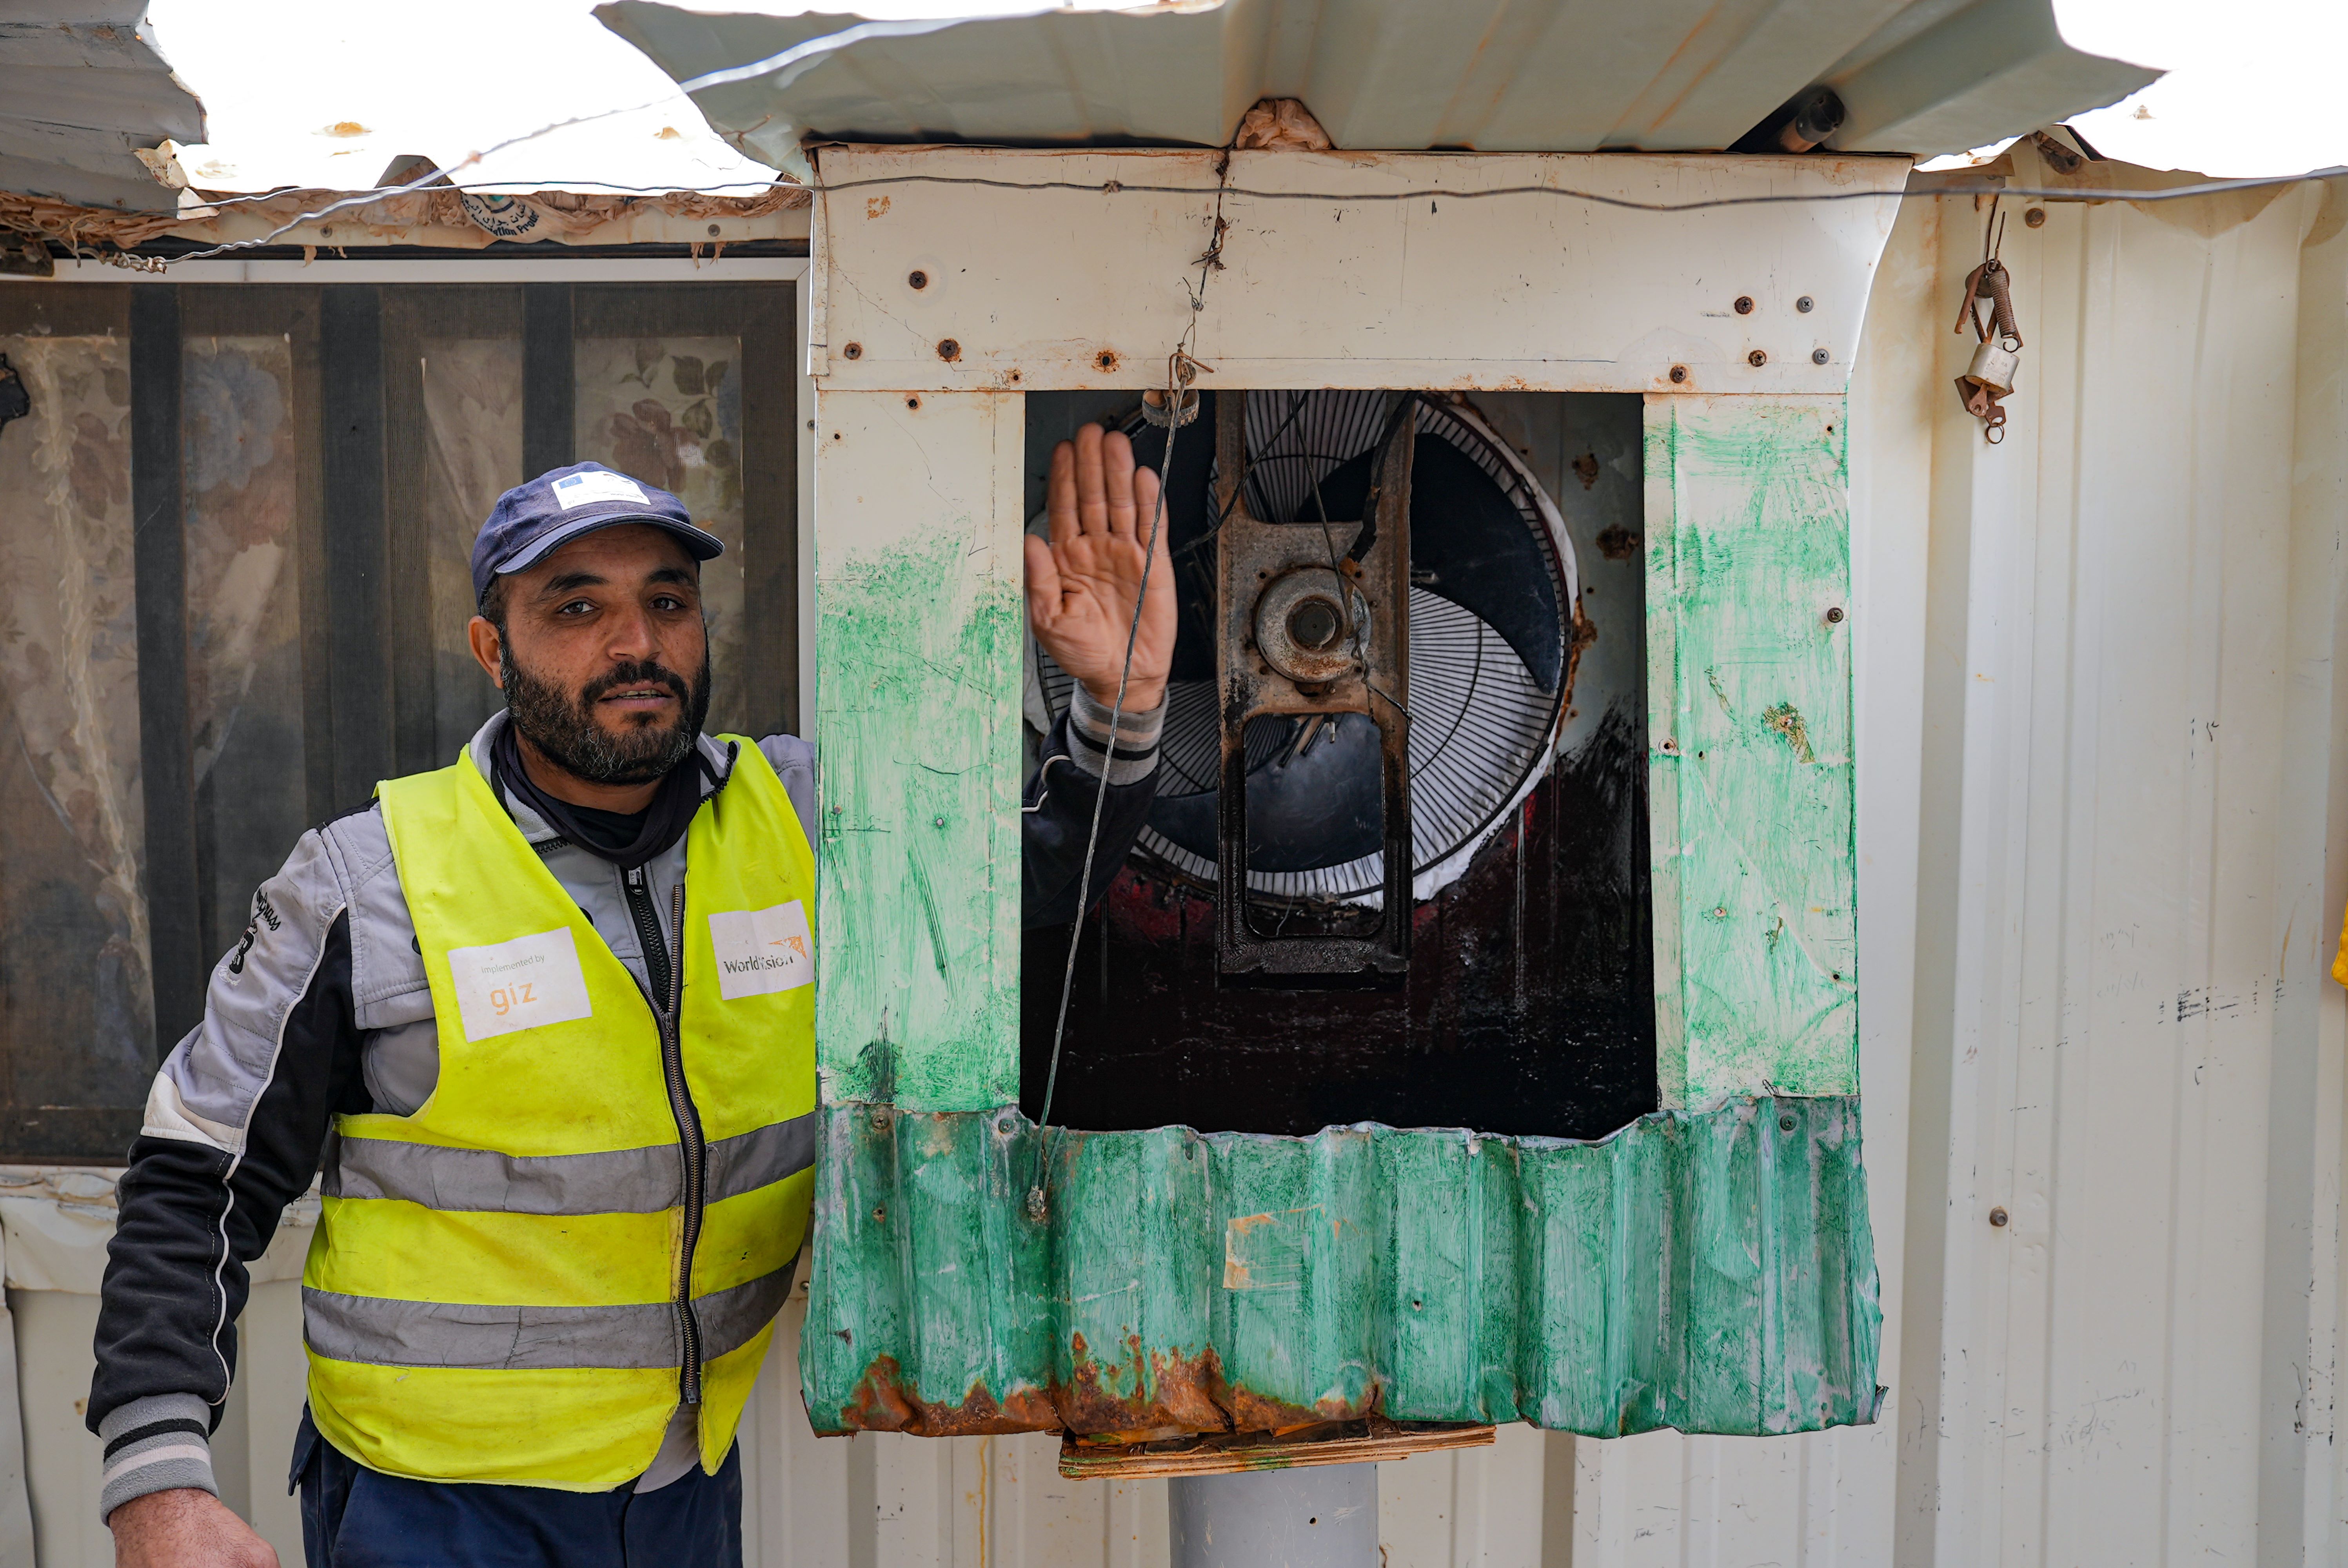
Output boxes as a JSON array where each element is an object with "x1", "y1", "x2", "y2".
[
  {"x1": 304, "y1": 737, "x2": 817, "y2": 1490},
  {"x1": 324, "y1": 1112, "x2": 817, "y2": 1215}
]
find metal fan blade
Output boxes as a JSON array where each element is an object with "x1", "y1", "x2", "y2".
[
  {"x1": 1298, "y1": 434, "x2": 1565, "y2": 692},
  {"x1": 1151, "y1": 712, "x2": 1385, "y2": 874}
]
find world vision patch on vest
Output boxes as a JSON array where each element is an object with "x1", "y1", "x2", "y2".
[
  {"x1": 447, "y1": 927, "x2": 594, "y2": 1040},
  {"x1": 708, "y1": 900, "x2": 814, "y2": 1000}
]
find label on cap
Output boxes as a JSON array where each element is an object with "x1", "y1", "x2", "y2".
[{"x1": 550, "y1": 469, "x2": 651, "y2": 511}]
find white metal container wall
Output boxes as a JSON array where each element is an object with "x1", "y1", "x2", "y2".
[
  {"x1": 10, "y1": 166, "x2": 2348, "y2": 1566},
  {"x1": 1895, "y1": 163, "x2": 2348, "y2": 1568}
]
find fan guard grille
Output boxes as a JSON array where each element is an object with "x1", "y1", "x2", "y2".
[{"x1": 1035, "y1": 390, "x2": 1574, "y2": 904}]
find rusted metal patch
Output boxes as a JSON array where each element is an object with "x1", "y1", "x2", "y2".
[
  {"x1": 0, "y1": 183, "x2": 809, "y2": 262},
  {"x1": 835, "y1": 1336, "x2": 1379, "y2": 1438},
  {"x1": 837, "y1": 1354, "x2": 1060, "y2": 1437},
  {"x1": 1222, "y1": 1207, "x2": 1320, "y2": 1290},
  {"x1": 1055, "y1": 1336, "x2": 1233, "y2": 1437}
]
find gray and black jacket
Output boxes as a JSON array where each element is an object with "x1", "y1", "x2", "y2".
[{"x1": 88, "y1": 689, "x2": 1160, "y2": 1520}]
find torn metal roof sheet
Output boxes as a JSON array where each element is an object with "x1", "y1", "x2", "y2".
[
  {"x1": 0, "y1": 2, "x2": 201, "y2": 211},
  {"x1": 598, "y1": 0, "x2": 2161, "y2": 177}
]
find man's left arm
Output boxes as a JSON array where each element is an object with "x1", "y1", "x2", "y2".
[
  {"x1": 760, "y1": 678, "x2": 1162, "y2": 932},
  {"x1": 1021, "y1": 684, "x2": 1163, "y2": 928},
  {"x1": 777, "y1": 421, "x2": 1173, "y2": 929}
]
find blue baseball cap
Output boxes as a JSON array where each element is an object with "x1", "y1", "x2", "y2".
[{"x1": 471, "y1": 462, "x2": 724, "y2": 604}]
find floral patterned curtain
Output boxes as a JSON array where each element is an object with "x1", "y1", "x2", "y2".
[
  {"x1": 181, "y1": 335, "x2": 309, "y2": 957},
  {"x1": 0, "y1": 336, "x2": 151, "y2": 1086}
]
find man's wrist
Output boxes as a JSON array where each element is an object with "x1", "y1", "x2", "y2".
[
  {"x1": 1078, "y1": 679, "x2": 1165, "y2": 713},
  {"x1": 97, "y1": 1392, "x2": 217, "y2": 1523},
  {"x1": 1066, "y1": 682, "x2": 1164, "y2": 785}
]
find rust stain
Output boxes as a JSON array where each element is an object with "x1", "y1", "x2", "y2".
[
  {"x1": 1223, "y1": 1211, "x2": 1274, "y2": 1289},
  {"x1": 1594, "y1": 523, "x2": 1642, "y2": 560},
  {"x1": 866, "y1": 194, "x2": 892, "y2": 219},
  {"x1": 1228, "y1": 1381, "x2": 1380, "y2": 1432},
  {"x1": 839, "y1": 1355, "x2": 1060, "y2": 1436},
  {"x1": 1058, "y1": 1334, "x2": 1233, "y2": 1435},
  {"x1": 1763, "y1": 702, "x2": 1816, "y2": 764},
  {"x1": 1572, "y1": 452, "x2": 1602, "y2": 490},
  {"x1": 838, "y1": 1338, "x2": 1378, "y2": 1439}
]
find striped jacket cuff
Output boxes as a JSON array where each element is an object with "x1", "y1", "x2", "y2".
[
  {"x1": 98, "y1": 1392, "x2": 216, "y2": 1523},
  {"x1": 1066, "y1": 684, "x2": 1164, "y2": 786}
]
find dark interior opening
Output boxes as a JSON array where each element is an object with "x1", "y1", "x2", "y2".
[{"x1": 1019, "y1": 388, "x2": 1656, "y2": 1140}]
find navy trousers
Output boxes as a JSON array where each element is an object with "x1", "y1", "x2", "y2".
[{"x1": 291, "y1": 1410, "x2": 743, "y2": 1568}]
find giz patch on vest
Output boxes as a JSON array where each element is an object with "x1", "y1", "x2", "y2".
[
  {"x1": 708, "y1": 901, "x2": 814, "y2": 1000},
  {"x1": 446, "y1": 927, "x2": 595, "y2": 1040}
]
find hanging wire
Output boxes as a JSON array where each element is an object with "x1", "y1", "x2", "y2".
[
  {"x1": 792, "y1": 165, "x2": 2348, "y2": 210},
  {"x1": 1024, "y1": 348, "x2": 1187, "y2": 1223},
  {"x1": 1025, "y1": 149, "x2": 1235, "y2": 1221},
  {"x1": 120, "y1": 153, "x2": 2348, "y2": 270}
]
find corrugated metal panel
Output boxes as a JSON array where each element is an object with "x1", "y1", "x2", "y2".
[
  {"x1": 800, "y1": 1099, "x2": 1879, "y2": 1439},
  {"x1": 598, "y1": 0, "x2": 2158, "y2": 173},
  {"x1": 1892, "y1": 157, "x2": 2348, "y2": 1566},
  {"x1": 0, "y1": 2, "x2": 201, "y2": 211},
  {"x1": 1541, "y1": 187, "x2": 1944, "y2": 1566}
]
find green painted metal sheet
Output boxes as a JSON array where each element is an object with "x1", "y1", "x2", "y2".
[
  {"x1": 1645, "y1": 396, "x2": 1858, "y2": 1106},
  {"x1": 800, "y1": 1094, "x2": 1881, "y2": 1438},
  {"x1": 801, "y1": 386, "x2": 1876, "y2": 1444},
  {"x1": 815, "y1": 495, "x2": 1023, "y2": 1114}
]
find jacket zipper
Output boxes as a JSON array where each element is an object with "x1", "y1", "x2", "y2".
[{"x1": 625, "y1": 864, "x2": 707, "y2": 1406}]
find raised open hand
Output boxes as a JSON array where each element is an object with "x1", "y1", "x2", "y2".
[{"x1": 1024, "y1": 423, "x2": 1176, "y2": 713}]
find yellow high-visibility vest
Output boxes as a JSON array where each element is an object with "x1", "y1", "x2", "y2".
[{"x1": 304, "y1": 738, "x2": 817, "y2": 1488}]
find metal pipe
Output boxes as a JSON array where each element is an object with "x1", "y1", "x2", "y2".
[{"x1": 1169, "y1": 1463, "x2": 1379, "y2": 1567}]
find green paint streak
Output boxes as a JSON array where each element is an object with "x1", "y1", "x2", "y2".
[
  {"x1": 800, "y1": 1097, "x2": 1882, "y2": 1437},
  {"x1": 1645, "y1": 400, "x2": 1857, "y2": 1102},
  {"x1": 816, "y1": 532, "x2": 1022, "y2": 1112}
]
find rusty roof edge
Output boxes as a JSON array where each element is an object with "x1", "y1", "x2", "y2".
[{"x1": 0, "y1": 183, "x2": 811, "y2": 257}]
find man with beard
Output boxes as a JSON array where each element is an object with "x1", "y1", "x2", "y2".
[{"x1": 89, "y1": 431, "x2": 1175, "y2": 1568}]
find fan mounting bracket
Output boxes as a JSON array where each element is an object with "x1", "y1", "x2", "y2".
[{"x1": 1214, "y1": 392, "x2": 1414, "y2": 985}]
